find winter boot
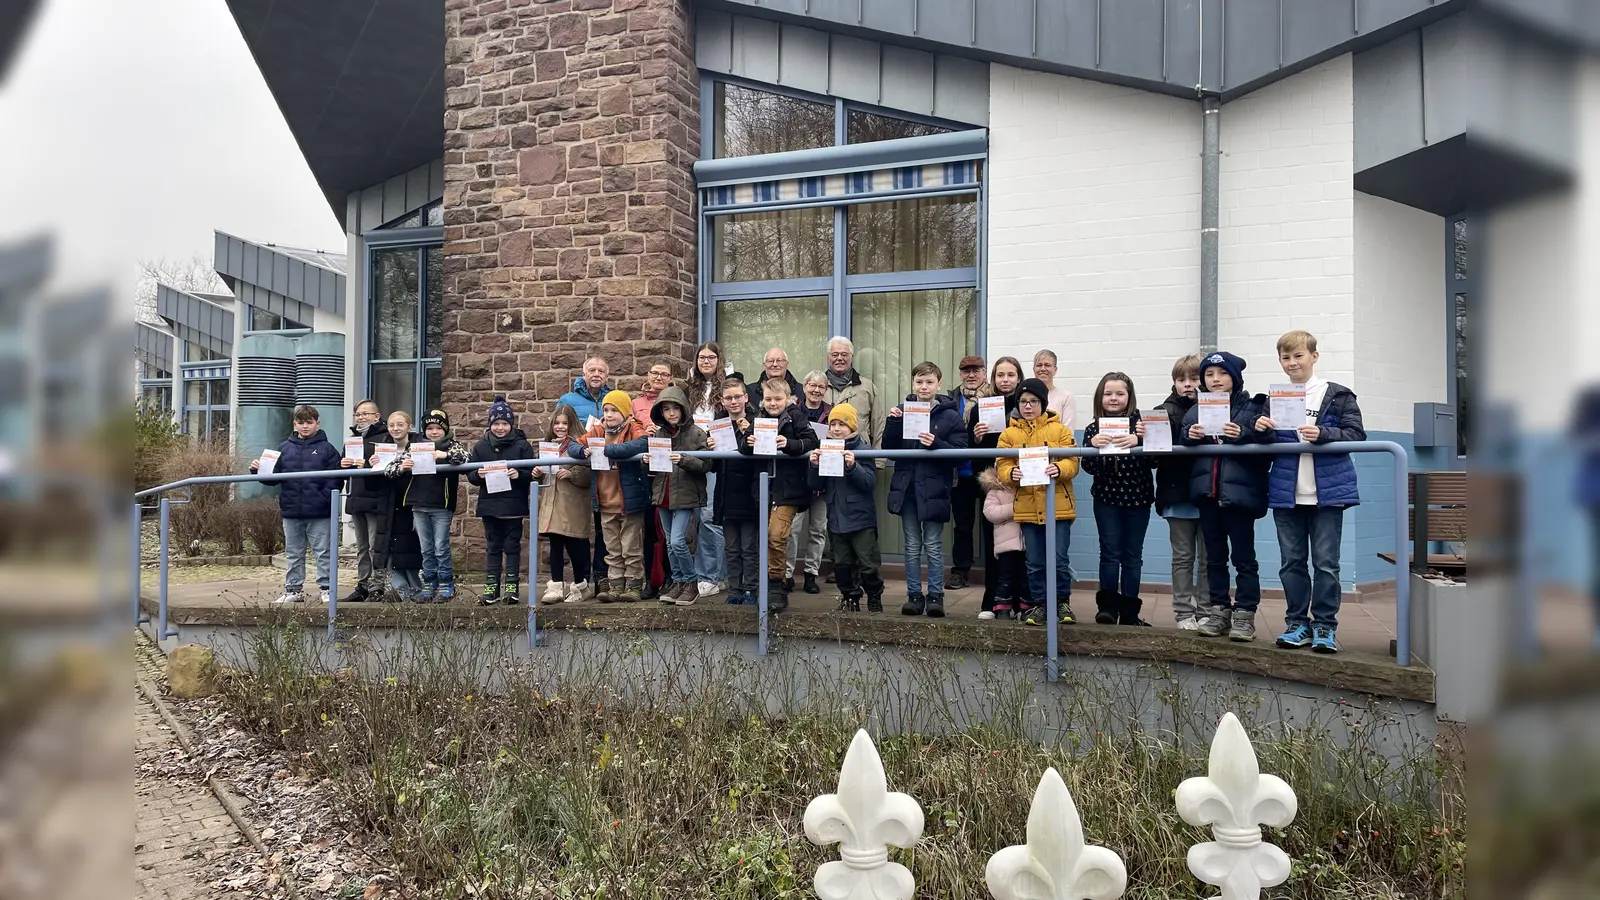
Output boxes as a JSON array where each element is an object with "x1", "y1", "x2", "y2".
[
  {"x1": 803, "y1": 573, "x2": 820, "y2": 594},
  {"x1": 767, "y1": 578, "x2": 789, "y2": 614},
  {"x1": 924, "y1": 594, "x2": 946, "y2": 619},
  {"x1": 901, "y1": 593, "x2": 926, "y2": 616},
  {"x1": 617, "y1": 578, "x2": 643, "y2": 602},
  {"x1": 479, "y1": 577, "x2": 500, "y2": 607},
  {"x1": 1094, "y1": 589, "x2": 1120, "y2": 625},
  {"x1": 838, "y1": 593, "x2": 862, "y2": 612},
  {"x1": 564, "y1": 581, "x2": 591, "y2": 603},
  {"x1": 501, "y1": 578, "x2": 520, "y2": 605},
  {"x1": 866, "y1": 589, "x2": 884, "y2": 613},
  {"x1": 541, "y1": 580, "x2": 565, "y2": 603},
  {"x1": 1117, "y1": 593, "x2": 1152, "y2": 627},
  {"x1": 594, "y1": 578, "x2": 616, "y2": 603}
]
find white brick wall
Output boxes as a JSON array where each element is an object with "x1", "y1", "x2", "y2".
[
  {"x1": 1353, "y1": 192, "x2": 1446, "y2": 433},
  {"x1": 987, "y1": 64, "x2": 1201, "y2": 422},
  {"x1": 1218, "y1": 54, "x2": 1356, "y2": 390}
]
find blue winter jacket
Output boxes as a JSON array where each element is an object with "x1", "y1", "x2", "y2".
[
  {"x1": 1266, "y1": 382, "x2": 1365, "y2": 509},
  {"x1": 884, "y1": 393, "x2": 970, "y2": 523},
  {"x1": 1572, "y1": 385, "x2": 1600, "y2": 506},
  {"x1": 1179, "y1": 392, "x2": 1273, "y2": 517},
  {"x1": 255, "y1": 429, "x2": 345, "y2": 519},
  {"x1": 557, "y1": 377, "x2": 611, "y2": 426},
  {"x1": 807, "y1": 435, "x2": 878, "y2": 534},
  {"x1": 567, "y1": 424, "x2": 653, "y2": 516}
]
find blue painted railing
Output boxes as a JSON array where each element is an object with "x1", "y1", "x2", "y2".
[{"x1": 133, "y1": 441, "x2": 1412, "y2": 672}]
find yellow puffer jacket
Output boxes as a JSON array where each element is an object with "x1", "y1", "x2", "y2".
[{"x1": 994, "y1": 411, "x2": 1079, "y2": 524}]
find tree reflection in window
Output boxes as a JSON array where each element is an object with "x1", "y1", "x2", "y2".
[
  {"x1": 714, "y1": 83, "x2": 835, "y2": 158},
  {"x1": 847, "y1": 109, "x2": 951, "y2": 144},
  {"x1": 713, "y1": 207, "x2": 834, "y2": 283},
  {"x1": 847, "y1": 196, "x2": 978, "y2": 275}
]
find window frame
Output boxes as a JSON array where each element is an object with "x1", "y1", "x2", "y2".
[
  {"x1": 362, "y1": 226, "x2": 445, "y2": 416},
  {"x1": 1446, "y1": 214, "x2": 1468, "y2": 461}
]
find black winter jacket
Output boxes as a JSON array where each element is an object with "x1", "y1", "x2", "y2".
[
  {"x1": 966, "y1": 390, "x2": 1018, "y2": 476},
  {"x1": 884, "y1": 393, "x2": 969, "y2": 523},
  {"x1": 807, "y1": 435, "x2": 878, "y2": 534},
  {"x1": 385, "y1": 433, "x2": 472, "y2": 512},
  {"x1": 1180, "y1": 391, "x2": 1273, "y2": 516},
  {"x1": 1153, "y1": 392, "x2": 1198, "y2": 512},
  {"x1": 713, "y1": 405, "x2": 762, "y2": 525},
  {"x1": 740, "y1": 403, "x2": 820, "y2": 508},
  {"x1": 253, "y1": 429, "x2": 344, "y2": 519},
  {"x1": 467, "y1": 429, "x2": 535, "y2": 519},
  {"x1": 748, "y1": 370, "x2": 805, "y2": 411},
  {"x1": 343, "y1": 422, "x2": 394, "y2": 516},
  {"x1": 1081, "y1": 414, "x2": 1156, "y2": 509}
]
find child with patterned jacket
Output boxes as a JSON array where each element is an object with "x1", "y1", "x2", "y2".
[
  {"x1": 1081, "y1": 372, "x2": 1156, "y2": 628},
  {"x1": 385, "y1": 409, "x2": 471, "y2": 602}
]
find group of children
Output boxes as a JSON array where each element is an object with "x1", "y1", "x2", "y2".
[{"x1": 252, "y1": 328, "x2": 1363, "y2": 651}]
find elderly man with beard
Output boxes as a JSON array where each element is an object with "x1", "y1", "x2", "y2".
[{"x1": 820, "y1": 336, "x2": 884, "y2": 452}]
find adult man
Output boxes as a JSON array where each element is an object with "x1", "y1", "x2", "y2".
[
  {"x1": 821, "y1": 336, "x2": 884, "y2": 451},
  {"x1": 948, "y1": 355, "x2": 990, "y2": 590},
  {"x1": 1032, "y1": 349, "x2": 1077, "y2": 433},
  {"x1": 748, "y1": 347, "x2": 803, "y2": 408},
  {"x1": 559, "y1": 356, "x2": 613, "y2": 426}
]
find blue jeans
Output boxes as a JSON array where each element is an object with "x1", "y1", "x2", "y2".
[
  {"x1": 1021, "y1": 519, "x2": 1073, "y2": 607},
  {"x1": 413, "y1": 509, "x2": 455, "y2": 587},
  {"x1": 658, "y1": 507, "x2": 696, "y2": 584},
  {"x1": 388, "y1": 568, "x2": 423, "y2": 598},
  {"x1": 695, "y1": 472, "x2": 725, "y2": 583},
  {"x1": 900, "y1": 512, "x2": 945, "y2": 598},
  {"x1": 1274, "y1": 505, "x2": 1344, "y2": 627},
  {"x1": 1094, "y1": 500, "x2": 1151, "y2": 598},
  {"x1": 282, "y1": 517, "x2": 332, "y2": 591}
]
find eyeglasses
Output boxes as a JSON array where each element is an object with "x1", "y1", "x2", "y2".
[
  {"x1": 649, "y1": 370, "x2": 672, "y2": 377},
  {"x1": 1018, "y1": 397, "x2": 1042, "y2": 406},
  {"x1": 696, "y1": 354, "x2": 718, "y2": 361}
]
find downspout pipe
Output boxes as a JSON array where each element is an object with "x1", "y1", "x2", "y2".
[{"x1": 1200, "y1": 95, "x2": 1220, "y2": 352}]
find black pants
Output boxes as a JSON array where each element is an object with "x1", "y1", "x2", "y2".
[
  {"x1": 832, "y1": 527, "x2": 884, "y2": 598},
  {"x1": 1197, "y1": 500, "x2": 1261, "y2": 612},
  {"x1": 987, "y1": 550, "x2": 1031, "y2": 609},
  {"x1": 546, "y1": 533, "x2": 591, "y2": 583},
  {"x1": 724, "y1": 519, "x2": 761, "y2": 594},
  {"x1": 591, "y1": 511, "x2": 607, "y2": 578},
  {"x1": 483, "y1": 517, "x2": 523, "y2": 581},
  {"x1": 951, "y1": 474, "x2": 984, "y2": 573}
]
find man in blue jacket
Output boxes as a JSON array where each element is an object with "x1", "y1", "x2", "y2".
[
  {"x1": 249, "y1": 405, "x2": 346, "y2": 604},
  {"x1": 557, "y1": 355, "x2": 613, "y2": 578}
]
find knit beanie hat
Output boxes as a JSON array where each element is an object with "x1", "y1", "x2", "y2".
[
  {"x1": 1017, "y1": 378, "x2": 1051, "y2": 409},
  {"x1": 1200, "y1": 351, "x2": 1247, "y2": 393},
  {"x1": 422, "y1": 409, "x2": 450, "y2": 433},
  {"x1": 827, "y1": 402, "x2": 859, "y2": 434},
  {"x1": 487, "y1": 395, "x2": 515, "y2": 427},
  {"x1": 601, "y1": 389, "x2": 633, "y2": 416}
]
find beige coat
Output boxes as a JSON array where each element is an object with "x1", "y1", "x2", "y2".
[{"x1": 533, "y1": 439, "x2": 594, "y2": 539}]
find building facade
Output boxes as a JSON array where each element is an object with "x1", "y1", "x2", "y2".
[{"x1": 227, "y1": 0, "x2": 1596, "y2": 587}]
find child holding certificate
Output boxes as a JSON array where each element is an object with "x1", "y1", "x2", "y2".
[
  {"x1": 1081, "y1": 372, "x2": 1155, "y2": 627},
  {"x1": 647, "y1": 386, "x2": 710, "y2": 605},
  {"x1": 1150, "y1": 355, "x2": 1207, "y2": 630},
  {"x1": 884, "y1": 361, "x2": 969, "y2": 618},
  {"x1": 467, "y1": 396, "x2": 535, "y2": 606},
  {"x1": 385, "y1": 409, "x2": 471, "y2": 602},
  {"x1": 741, "y1": 377, "x2": 819, "y2": 613},
  {"x1": 573, "y1": 391, "x2": 651, "y2": 603},
  {"x1": 528, "y1": 405, "x2": 594, "y2": 604},
  {"x1": 806, "y1": 404, "x2": 882, "y2": 612},
  {"x1": 995, "y1": 378, "x2": 1079, "y2": 626}
]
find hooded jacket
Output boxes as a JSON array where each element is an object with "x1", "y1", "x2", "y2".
[
  {"x1": 739, "y1": 402, "x2": 820, "y2": 508},
  {"x1": 1266, "y1": 382, "x2": 1365, "y2": 509},
  {"x1": 807, "y1": 434, "x2": 877, "y2": 534},
  {"x1": 1180, "y1": 391, "x2": 1273, "y2": 516},
  {"x1": 255, "y1": 428, "x2": 344, "y2": 519},
  {"x1": 713, "y1": 404, "x2": 762, "y2": 525},
  {"x1": 344, "y1": 420, "x2": 393, "y2": 516},
  {"x1": 884, "y1": 392, "x2": 969, "y2": 523},
  {"x1": 995, "y1": 411, "x2": 1080, "y2": 524},
  {"x1": 577, "y1": 416, "x2": 652, "y2": 515},
  {"x1": 557, "y1": 376, "x2": 612, "y2": 426},
  {"x1": 467, "y1": 427, "x2": 535, "y2": 519},
  {"x1": 648, "y1": 386, "x2": 711, "y2": 509},
  {"x1": 979, "y1": 468, "x2": 1024, "y2": 555},
  {"x1": 1154, "y1": 391, "x2": 1199, "y2": 511},
  {"x1": 1081, "y1": 413, "x2": 1156, "y2": 509},
  {"x1": 532, "y1": 436, "x2": 594, "y2": 539}
]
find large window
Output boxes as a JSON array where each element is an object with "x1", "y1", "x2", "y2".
[
  {"x1": 180, "y1": 376, "x2": 230, "y2": 445},
  {"x1": 703, "y1": 80, "x2": 983, "y2": 554},
  {"x1": 368, "y1": 242, "x2": 443, "y2": 417},
  {"x1": 1449, "y1": 216, "x2": 1468, "y2": 458},
  {"x1": 247, "y1": 306, "x2": 308, "y2": 333}
]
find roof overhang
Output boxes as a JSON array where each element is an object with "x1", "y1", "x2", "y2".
[
  {"x1": 224, "y1": 0, "x2": 444, "y2": 229},
  {"x1": 156, "y1": 285, "x2": 235, "y2": 357}
]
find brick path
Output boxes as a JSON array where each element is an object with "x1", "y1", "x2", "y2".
[{"x1": 135, "y1": 690, "x2": 251, "y2": 899}]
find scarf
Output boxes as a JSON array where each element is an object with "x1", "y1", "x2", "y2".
[
  {"x1": 959, "y1": 381, "x2": 991, "y2": 401},
  {"x1": 826, "y1": 367, "x2": 858, "y2": 393}
]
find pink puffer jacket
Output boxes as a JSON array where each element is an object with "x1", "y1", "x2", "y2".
[{"x1": 981, "y1": 472, "x2": 1024, "y2": 555}]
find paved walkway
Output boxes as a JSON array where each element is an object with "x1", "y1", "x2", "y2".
[{"x1": 135, "y1": 689, "x2": 251, "y2": 899}]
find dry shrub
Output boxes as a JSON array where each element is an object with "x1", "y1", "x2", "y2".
[
  {"x1": 237, "y1": 499, "x2": 284, "y2": 555},
  {"x1": 167, "y1": 504, "x2": 208, "y2": 554},
  {"x1": 206, "y1": 504, "x2": 249, "y2": 556},
  {"x1": 157, "y1": 439, "x2": 241, "y2": 514}
]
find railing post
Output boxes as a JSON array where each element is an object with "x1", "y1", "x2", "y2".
[
  {"x1": 758, "y1": 471, "x2": 770, "y2": 656},
  {"x1": 132, "y1": 501, "x2": 147, "y2": 625},
  {"x1": 327, "y1": 488, "x2": 340, "y2": 643},
  {"x1": 1392, "y1": 447, "x2": 1411, "y2": 667},
  {"x1": 1044, "y1": 472, "x2": 1059, "y2": 682},
  {"x1": 157, "y1": 497, "x2": 176, "y2": 641},
  {"x1": 528, "y1": 475, "x2": 541, "y2": 648}
]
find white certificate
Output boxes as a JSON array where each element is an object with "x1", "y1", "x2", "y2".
[
  {"x1": 753, "y1": 418, "x2": 780, "y2": 456},
  {"x1": 818, "y1": 439, "x2": 845, "y2": 478},
  {"x1": 811, "y1": 421, "x2": 829, "y2": 442},
  {"x1": 587, "y1": 436, "x2": 610, "y2": 471},
  {"x1": 1140, "y1": 409, "x2": 1172, "y2": 452},
  {"x1": 978, "y1": 395, "x2": 1008, "y2": 433},
  {"x1": 585, "y1": 415, "x2": 602, "y2": 432},
  {"x1": 1198, "y1": 392, "x2": 1231, "y2": 436},
  {"x1": 1269, "y1": 383, "x2": 1307, "y2": 427},
  {"x1": 901, "y1": 401, "x2": 931, "y2": 438},
  {"x1": 1098, "y1": 417, "x2": 1131, "y2": 454},
  {"x1": 708, "y1": 418, "x2": 735, "y2": 451},
  {"x1": 343, "y1": 437, "x2": 365, "y2": 461},
  {"x1": 481, "y1": 460, "x2": 512, "y2": 494},
  {"x1": 693, "y1": 411, "x2": 713, "y2": 432},
  {"x1": 373, "y1": 443, "x2": 399, "y2": 467},
  {"x1": 410, "y1": 442, "x2": 437, "y2": 475},
  {"x1": 256, "y1": 449, "x2": 280, "y2": 476},
  {"x1": 1017, "y1": 446, "x2": 1050, "y2": 487},
  {"x1": 648, "y1": 437, "x2": 673, "y2": 473},
  {"x1": 538, "y1": 441, "x2": 560, "y2": 460}
]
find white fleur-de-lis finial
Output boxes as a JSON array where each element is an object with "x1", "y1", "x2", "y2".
[
  {"x1": 804, "y1": 729, "x2": 925, "y2": 900},
  {"x1": 1175, "y1": 713, "x2": 1299, "y2": 900},
  {"x1": 986, "y1": 767, "x2": 1127, "y2": 900}
]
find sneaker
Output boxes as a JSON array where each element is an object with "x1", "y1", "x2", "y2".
[
  {"x1": 1021, "y1": 604, "x2": 1044, "y2": 626},
  {"x1": 1311, "y1": 625, "x2": 1340, "y2": 654},
  {"x1": 993, "y1": 600, "x2": 1014, "y2": 621},
  {"x1": 924, "y1": 594, "x2": 945, "y2": 619},
  {"x1": 595, "y1": 578, "x2": 616, "y2": 603},
  {"x1": 436, "y1": 582, "x2": 456, "y2": 603},
  {"x1": 977, "y1": 610, "x2": 996, "y2": 620},
  {"x1": 501, "y1": 580, "x2": 520, "y2": 605},
  {"x1": 948, "y1": 570, "x2": 969, "y2": 590},
  {"x1": 307, "y1": 588, "x2": 326, "y2": 604},
  {"x1": 803, "y1": 574, "x2": 820, "y2": 594},
  {"x1": 1275, "y1": 624, "x2": 1313, "y2": 649},
  {"x1": 724, "y1": 590, "x2": 745, "y2": 606},
  {"x1": 617, "y1": 579, "x2": 643, "y2": 602},
  {"x1": 415, "y1": 585, "x2": 435, "y2": 604},
  {"x1": 1059, "y1": 604, "x2": 1076, "y2": 625},
  {"x1": 698, "y1": 580, "x2": 722, "y2": 597},
  {"x1": 1228, "y1": 610, "x2": 1257, "y2": 642},
  {"x1": 672, "y1": 583, "x2": 701, "y2": 606},
  {"x1": 564, "y1": 581, "x2": 591, "y2": 602},
  {"x1": 342, "y1": 584, "x2": 370, "y2": 604},
  {"x1": 901, "y1": 594, "x2": 926, "y2": 616},
  {"x1": 541, "y1": 581, "x2": 565, "y2": 603},
  {"x1": 768, "y1": 579, "x2": 789, "y2": 614},
  {"x1": 1176, "y1": 615, "x2": 1201, "y2": 631},
  {"x1": 640, "y1": 580, "x2": 659, "y2": 602},
  {"x1": 1197, "y1": 610, "x2": 1230, "y2": 637},
  {"x1": 480, "y1": 579, "x2": 501, "y2": 606},
  {"x1": 273, "y1": 590, "x2": 306, "y2": 604},
  {"x1": 661, "y1": 581, "x2": 684, "y2": 604}
]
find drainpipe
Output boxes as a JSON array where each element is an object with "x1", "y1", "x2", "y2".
[{"x1": 1200, "y1": 95, "x2": 1220, "y2": 352}]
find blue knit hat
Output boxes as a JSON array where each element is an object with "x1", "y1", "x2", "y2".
[
  {"x1": 1200, "y1": 351, "x2": 1247, "y2": 393},
  {"x1": 487, "y1": 395, "x2": 515, "y2": 427}
]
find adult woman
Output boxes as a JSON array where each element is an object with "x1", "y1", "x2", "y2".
[
  {"x1": 686, "y1": 341, "x2": 728, "y2": 593},
  {"x1": 969, "y1": 357, "x2": 1026, "y2": 616},
  {"x1": 1032, "y1": 349, "x2": 1078, "y2": 433}
]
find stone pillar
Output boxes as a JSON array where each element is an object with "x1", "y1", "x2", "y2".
[{"x1": 442, "y1": 0, "x2": 700, "y2": 435}]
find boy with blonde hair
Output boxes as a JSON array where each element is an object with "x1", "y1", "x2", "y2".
[{"x1": 1256, "y1": 330, "x2": 1365, "y2": 654}]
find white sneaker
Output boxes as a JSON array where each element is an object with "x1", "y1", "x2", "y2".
[
  {"x1": 565, "y1": 581, "x2": 591, "y2": 602},
  {"x1": 308, "y1": 589, "x2": 325, "y2": 603},
  {"x1": 273, "y1": 590, "x2": 306, "y2": 604},
  {"x1": 977, "y1": 610, "x2": 996, "y2": 620},
  {"x1": 1176, "y1": 616, "x2": 1201, "y2": 631},
  {"x1": 541, "y1": 580, "x2": 565, "y2": 603}
]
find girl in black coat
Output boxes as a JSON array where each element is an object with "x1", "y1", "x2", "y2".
[
  {"x1": 373, "y1": 411, "x2": 424, "y2": 601},
  {"x1": 1081, "y1": 372, "x2": 1157, "y2": 627}
]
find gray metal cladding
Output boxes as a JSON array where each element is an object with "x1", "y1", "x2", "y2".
[
  {"x1": 135, "y1": 322, "x2": 174, "y2": 373},
  {"x1": 346, "y1": 157, "x2": 445, "y2": 234},
  {"x1": 214, "y1": 231, "x2": 347, "y2": 318},
  {"x1": 155, "y1": 284, "x2": 233, "y2": 356}
]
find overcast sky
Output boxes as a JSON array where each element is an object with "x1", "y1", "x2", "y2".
[{"x1": 0, "y1": 0, "x2": 346, "y2": 300}]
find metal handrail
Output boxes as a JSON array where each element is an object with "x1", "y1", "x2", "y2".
[{"x1": 132, "y1": 441, "x2": 1413, "y2": 669}]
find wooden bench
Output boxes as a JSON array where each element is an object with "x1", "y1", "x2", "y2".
[{"x1": 1377, "y1": 471, "x2": 1466, "y2": 576}]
